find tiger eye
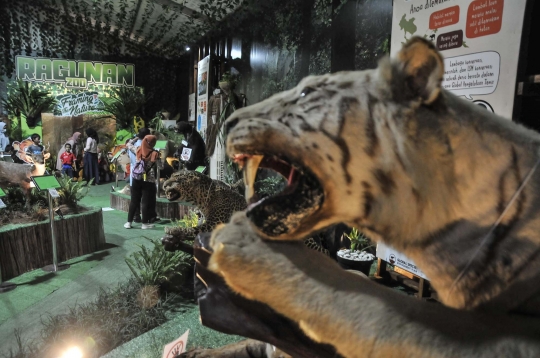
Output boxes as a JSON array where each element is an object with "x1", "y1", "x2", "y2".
[{"x1": 300, "y1": 87, "x2": 316, "y2": 97}]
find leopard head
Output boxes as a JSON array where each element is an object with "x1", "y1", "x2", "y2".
[
  {"x1": 224, "y1": 37, "x2": 446, "y2": 241},
  {"x1": 163, "y1": 170, "x2": 213, "y2": 203}
]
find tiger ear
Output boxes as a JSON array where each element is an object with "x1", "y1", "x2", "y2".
[{"x1": 381, "y1": 37, "x2": 444, "y2": 105}]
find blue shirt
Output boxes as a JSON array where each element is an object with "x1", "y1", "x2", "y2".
[{"x1": 129, "y1": 139, "x2": 142, "y2": 185}]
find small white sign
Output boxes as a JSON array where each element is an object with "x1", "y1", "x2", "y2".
[
  {"x1": 162, "y1": 329, "x2": 189, "y2": 358},
  {"x1": 48, "y1": 188, "x2": 60, "y2": 198},
  {"x1": 376, "y1": 242, "x2": 428, "y2": 280},
  {"x1": 181, "y1": 148, "x2": 192, "y2": 161},
  {"x1": 182, "y1": 140, "x2": 188, "y2": 146},
  {"x1": 101, "y1": 207, "x2": 115, "y2": 211},
  {"x1": 0, "y1": 199, "x2": 6, "y2": 208}
]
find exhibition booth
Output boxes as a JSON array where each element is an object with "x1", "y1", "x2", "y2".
[{"x1": 1, "y1": 0, "x2": 539, "y2": 357}]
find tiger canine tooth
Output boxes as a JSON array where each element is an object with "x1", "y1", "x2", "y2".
[{"x1": 243, "y1": 155, "x2": 263, "y2": 201}]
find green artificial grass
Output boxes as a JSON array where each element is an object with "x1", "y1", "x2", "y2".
[
  {"x1": 0, "y1": 250, "x2": 108, "y2": 325},
  {"x1": 0, "y1": 183, "x2": 249, "y2": 357},
  {"x1": 103, "y1": 306, "x2": 244, "y2": 358}
]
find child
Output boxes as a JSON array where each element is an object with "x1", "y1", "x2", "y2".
[
  {"x1": 25, "y1": 133, "x2": 44, "y2": 154},
  {"x1": 60, "y1": 143, "x2": 76, "y2": 178}
]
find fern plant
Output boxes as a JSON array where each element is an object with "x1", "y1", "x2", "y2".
[
  {"x1": 171, "y1": 210, "x2": 200, "y2": 229},
  {"x1": 56, "y1": 173, "x2": 93, "y2": 208},
  {"x1": 2, "y1": 80, "x2": 57, "y2": 128},
  {"x1": 102, "y1": 87, "x2": 146, "y2": 130},
  {"x1": 125, "y1": 237, "x2": 190, "y2": 287}
]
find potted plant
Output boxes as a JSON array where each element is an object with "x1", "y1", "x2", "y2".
[
  {"x1": 102, "y1": 87, "x2": 146, "y2": 131},
  {"x1": 336, "y1": 228, "x2": 375, "y2": 276}
]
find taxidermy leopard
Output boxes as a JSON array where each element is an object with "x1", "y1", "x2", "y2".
[
  {"x1": 161, "y1": 170, "x2": 329, "y2": 255},
  {"x1": 201, "y1": 37, "x2": 540, "y2": 357}
]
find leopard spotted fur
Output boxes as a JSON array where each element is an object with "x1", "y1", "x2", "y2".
[{"x1": 161, "y1": 170, "x2": 330, "y2": 255}]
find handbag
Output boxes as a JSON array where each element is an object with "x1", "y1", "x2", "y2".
[{"x1": 131, "y1": 159, "x2": 145, "y2": 180}]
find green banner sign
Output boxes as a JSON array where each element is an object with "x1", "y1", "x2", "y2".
[
  {"x1": 16, "y1": 56, "x2": 135, "y2": 89},
  {"x1": 54, "y1": 91, "x2": 105, "y2": 116}
]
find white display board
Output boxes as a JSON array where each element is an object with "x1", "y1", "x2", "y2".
[
  {"x1": 210, "y1": 139, "x2": 226, "y2": 181},
  {"x1": 391, "y1": 0, "x2": 527, "y2": 118},
  {"x1": 196, "y1": 56, "x2": 210, "y2": 138},
  {"x1": 188, "y1": 93, "x2": 196, "y2": 122},
  {"x1": 376, "y1": 242, "x2": 428, "y2": 280}
]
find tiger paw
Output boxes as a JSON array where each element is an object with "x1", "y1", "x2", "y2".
[
  {"x1": 161, "y1": 234, "x2": 194, "y2": 255},
  {"x1": 208, "y1": 212, "x2": 305, "y2": 302}
]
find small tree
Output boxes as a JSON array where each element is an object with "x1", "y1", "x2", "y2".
[{"x1": 2, "y1": 80, "x2": 56, "y2": 129}]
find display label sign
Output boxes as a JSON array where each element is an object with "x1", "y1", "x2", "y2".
[
  {"x1": 162, "y1": 330, "x2": 189, "y2": 358},
  {"x1": 154, "y1": 140, "x2": 168, "y2": 150},
  {"x1": 376, "y1": 242, "x2": 428, "y2": 280},
  {"x1": 30, "y1": 175, "x2": 61, "y2": 191},
  {"x1": 16, "y1": 56, "x2": 135, "y2": 88},
  {"x1": 181, "y1": 148, "x2": 192, "y2": 161},
  {"x1": 391, "y1": 0, "x2": 527, "y2": 118},
  {"x1": 48, "y1": 188, "x2": 60, "y2": 198},
  {"x1": 55, "y1": 91, "x2": 105, "y2": 116}
]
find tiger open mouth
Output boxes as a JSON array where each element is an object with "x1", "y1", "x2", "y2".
[{"x1": 232, "y1": 153, "x2": 324, "y2": 237}]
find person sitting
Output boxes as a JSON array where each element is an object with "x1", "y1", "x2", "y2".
[
  {"x1": 56, "y1": 132, "x2": 82, "y2": 174},
  {"x1": 25, "y1": 133, "x2": 44, "y2": 154},
  {"x1": 4, "y1": 144, "x2": 23, "y2": 164},
  {"x1": 60, "y1": 143, "x2": 76, "y2": 178}
]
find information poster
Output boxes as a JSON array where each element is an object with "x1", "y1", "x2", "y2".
[
  {"x1": 391, "y1": 0, "x2": 527, "y2": 118},
  {"x1": 188, "y1": 93, "x2": 196, "y2": 122},
  {"x1": 196, "y1": 56, "x2": 210, "y2": 138}
]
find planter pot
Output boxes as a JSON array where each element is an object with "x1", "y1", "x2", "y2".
[
  {"x1": 0, "y1": 206, "x2": 106, "y2": 281},
  {"x1": 337, "y1": 250, "x2": 375, "y2": 276}
]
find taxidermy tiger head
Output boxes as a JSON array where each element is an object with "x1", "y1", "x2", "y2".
[{"x1": 224, "y1": 37, "x2": 504, "y2": 242}]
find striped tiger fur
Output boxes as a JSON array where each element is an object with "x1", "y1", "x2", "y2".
[{"x1": 202, "y1": 37, "x2": 540, "y2": 357}]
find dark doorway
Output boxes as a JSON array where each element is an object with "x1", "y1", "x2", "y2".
[{"x1": 514, "y1": 0, "x2": 540, "y2": 131}]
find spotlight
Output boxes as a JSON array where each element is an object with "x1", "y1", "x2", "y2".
[
  {"x1": 60, "y1": 346, "x2": 83, "y2": 358},
  {"x1": 185, "y1": 46, "x2": 191, "y2": 51}
]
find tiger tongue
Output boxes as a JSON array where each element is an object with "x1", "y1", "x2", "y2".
[{"x1": 243, "y1": 155, "x2": 264, "y2": 202}]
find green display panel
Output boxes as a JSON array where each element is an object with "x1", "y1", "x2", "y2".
[
  {"x1": 154, "y1": 140, "x2": 168, "y2": 150},
  {"x1": 195, "y1": 166, "x2": 206, "y2": 173},
  {"x1": 0, "y1": 187, "x2": 6, "y2": 197},
  {"x1": 31, "y1": 175, "x2": 61, "y2": 191}
]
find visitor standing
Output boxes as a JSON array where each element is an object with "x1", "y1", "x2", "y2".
[
  {"x1": 127, "y1": 127, "x2": 150, "y2": 223},
  {"x1": 124, "y1": 134, "x2": 161, "y2": 229},
  {"x1": 84, "y1": 128, "x2": 99, "y2": 185}
]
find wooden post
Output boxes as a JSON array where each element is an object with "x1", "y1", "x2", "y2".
[{"x1": 375, "y1": 258, "x2": 387, "y2": 278}]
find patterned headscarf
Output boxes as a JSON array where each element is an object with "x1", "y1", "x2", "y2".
[{"x1": 136, "y1": 135, "x2": 159, "y2": 162}]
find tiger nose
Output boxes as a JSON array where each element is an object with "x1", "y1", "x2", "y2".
[{"x1": 224, "y1": 117, "x2": 239, "y2": 135}]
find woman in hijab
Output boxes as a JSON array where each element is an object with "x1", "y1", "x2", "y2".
[
  {"x1": 83, "y1": 128, "x2": 99, "y2": 185},
  {"x1": 56, "y1": 132, "x2": 82, "y2": 172},
  {"x1": 124, "y1": 134, "x2": 162, "y2": 229}
]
